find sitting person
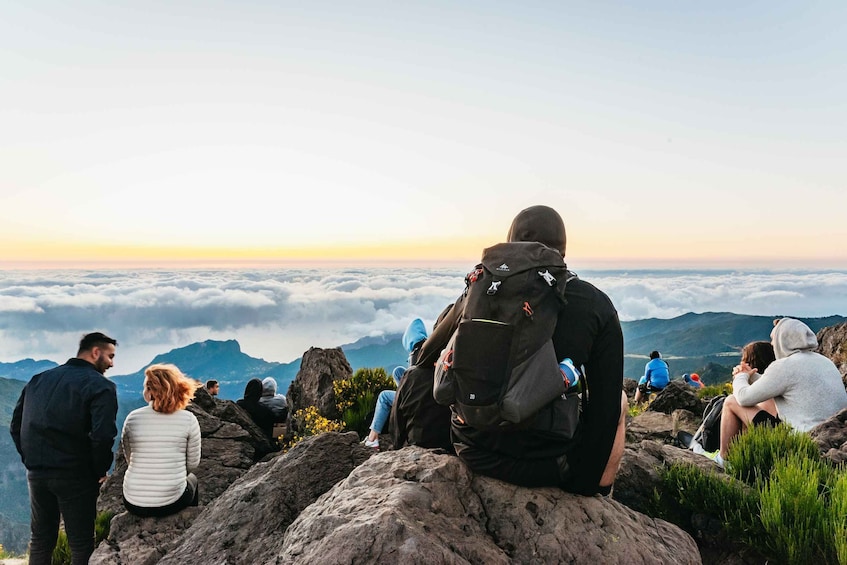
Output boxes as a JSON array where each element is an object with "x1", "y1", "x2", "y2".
[
  {"x1": 633, "y1": 350, "x2": 670, "y2": 405},
  {"x1": 719, "y1": 319, "x2": 847, "y2": 466},
  {"x1": 683, "y1": 372, "x2": 705, "y2": 389},
  {"x1": 391, "y1": 306, "x2": 456, "y2": 452},
  {"x1": 259, "y1": 377, "x2": 288, "y2": 422},
  {"x1": 362, "y1": 365, "x2": 407, "y2": 449},
  {"x1": 417, "y1": 205, "x2": 627, "y2": 496},
  {"x1": 121, "y1": 364, "x2": 202, "y2": 517},
  {"x1": 237, "y1": 378, "x2": 276, "y2": 440}
]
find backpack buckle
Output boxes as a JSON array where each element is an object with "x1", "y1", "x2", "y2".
[
  {"x1": 538, "y1": 270, "x2": 557, "y2": 287},
  {"x1": 486, "y1": 281, "x2": 501, "y2": 295}
]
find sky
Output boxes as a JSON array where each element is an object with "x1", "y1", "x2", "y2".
[
  {"x1": 1, "y1": 2, "x2": 846, "y2": 268},
  {"x1": 2, "y1": 267, "x2": 846, "y2": 373}
]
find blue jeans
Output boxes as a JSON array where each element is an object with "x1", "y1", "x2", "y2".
[
  {"x1": 369, "y1": 390, "x2": 396, "y2": 434},
  {"x1": 27, "y1": 476, "x2": 101, "y2": 565}
]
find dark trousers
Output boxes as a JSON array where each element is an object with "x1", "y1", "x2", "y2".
[
  {"x1": 123, "y1": 473, "x2": 199, "y2": 518},
  {"x1": 27, "y1": 476, "x2": 101, "y2": 565}
]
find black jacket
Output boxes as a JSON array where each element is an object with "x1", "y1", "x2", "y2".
[{"x1": 10, "y1": 358, "x2": 118, "y2": 480}]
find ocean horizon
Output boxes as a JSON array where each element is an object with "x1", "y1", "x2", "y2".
[{"x1": 2, "y1": 266, "x2": 846, "y2": 374}]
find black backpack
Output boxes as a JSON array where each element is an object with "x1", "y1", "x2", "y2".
[
  {"x1": 693, "y1": 393, "x2": 726, "y2": 453},
  {"x1": 433, "y1": 241, "x2": 574, "y2": 430}
]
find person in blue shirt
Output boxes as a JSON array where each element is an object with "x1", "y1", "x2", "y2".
[{"x1": 634, "y1": 350, "x2": 670, "y2": 405}]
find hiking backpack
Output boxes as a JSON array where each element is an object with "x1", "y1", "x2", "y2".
[
  {"x1": 692, "y1": 393, "x2": 726, "y2": 453},
  {"x1": 432, "y1": 241, "x2": 575, "y2": 430}
]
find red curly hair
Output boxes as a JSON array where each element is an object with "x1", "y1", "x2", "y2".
[{"x1": 143, "y1": 363, "x2": 203, "y2": 414}]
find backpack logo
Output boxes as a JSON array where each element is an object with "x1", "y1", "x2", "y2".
[{"x1": 496, "y1": 263, "x2": 510, "y2": 272}]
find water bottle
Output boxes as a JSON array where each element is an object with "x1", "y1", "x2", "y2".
[{"x1": 559, "y1": 358, "x2": 581, "y2": 392}]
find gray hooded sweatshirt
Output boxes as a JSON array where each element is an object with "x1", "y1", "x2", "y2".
[{"x1": 733, "y1": 318, "x2": 847, "y2": 432}]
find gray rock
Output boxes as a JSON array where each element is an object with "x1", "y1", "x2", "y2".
[
  {"x1": 286, "y1": 347, "x2": 353, "y2": 428},
  {"x1": 816, "y1": 321, "x2": 847, "y2": 386},
  {"x1": 157, "y1": 431, "x2": 372, "y2": 565},
  {"x1": 279, "y1": 446, "x2": 701, "y2": 564},
  {"x1": 648, "y1": 380, "x2": 706, "y2": 416},
  {"x1": 809, "y1": 407, "x2": 847, "y2": 465},
  {"x1": 627, "y1": 411, "x2": 676, "y2": 443},
  {"x1": 90, "y1": 507, "x2": 203, "y2": 565}
]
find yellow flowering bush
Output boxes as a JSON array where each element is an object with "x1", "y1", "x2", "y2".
[{"x1": 283, "y1": 406, "x2": 345, "y2": 451}]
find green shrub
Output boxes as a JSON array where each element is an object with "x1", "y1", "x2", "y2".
[
  {"x1": 51, "y1": 530, "x2": 71, "y2": 565},
  {"x1": 334, "y1": 367, "x2": 396, "y2": 438},
  {"x1": 661, "y1": 463, "x2": 761, "y2": 540},
  {"x1": 828, "y1": 472, "x2": 847, "y2": 565},
  {"x1": 726, "y1": 423, "x2": 820, "y2": 485},
  {"x1": 697, "y1": 382, "x2": 732, "y2": 399},
  {"x1": 660, "y1": 423, "x2": 847, "y2": 564},
  {"x1": 51, "y1": 510, "x2": 115, "y2": 565},
  {"x1": 760, "y1": 454, "x2": 833, "y2": 564}
]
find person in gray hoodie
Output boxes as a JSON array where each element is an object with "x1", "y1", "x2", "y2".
[
  {"x1": 719, "y1": 317, "x2": 847, "y2": 464},
  {"x1": 259, "y1": 377, "x2": 288, "y2": 422}
]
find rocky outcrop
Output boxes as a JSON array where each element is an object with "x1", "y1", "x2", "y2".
[
  {"x1": 158, "y1": 432, "x2": 372, "y2": 565},
  {"x1": 648, "y1": 380, "x2": 706, "y2": 416},
  {"x1": 817, "y1": 322, "x2": 847, "y2": 387},
  {"x1": 286, "y1": 347, "x2": 353, "y2": 425},
  {"x1": 809, "y1": 407, "x2": 847, "y2": 465},
  {"x1": 279, "y1": 446, "x2": 700, "y2": 564},
  {"x1": 92, "y1": 432, "x2": 370, "y2": 564}
]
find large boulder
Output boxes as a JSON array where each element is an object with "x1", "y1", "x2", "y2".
[
  {"x1": 817, "y1": 322, "x2": 847, "y2": 387},
  {"x1": 809, "y1": 407, "x2": 847, "y2": 465},
  {"x1": 648, "y1": 380, "x2": 706, "y2": 416},
  {"x1": 92, "y1": 432, "x2": 371, "y2": 564},
  {"x1": 279, "y1": 446, "x2": 701, "y2": 564},
  {"x1": 286, "y1": 347, "x2": 353, "y2": 425},
  {"x1": 158, "y1": 432, "x2": 372, "y2": 565}
]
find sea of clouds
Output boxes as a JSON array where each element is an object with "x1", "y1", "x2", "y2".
[{"x1": 1, "y1": 267, "x2": 846, "y2": 374}]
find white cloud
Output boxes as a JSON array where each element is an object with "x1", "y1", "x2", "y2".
[{"x1": 1, "y1": 268, "x2": 845, "y2": 373}]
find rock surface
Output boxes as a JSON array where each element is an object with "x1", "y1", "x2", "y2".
[
  {"x1": 286, "y1": 347, "x2": 353, "y2": 425},
  {"x1": 809, "y1": 407, "x2": 847, "y2": 465},
  {"x1": 648, "y1": 380, "x2": 705, "y2": 416},
  {"x1": 817, "y1": 322, "x2": 847, "y2": 387},
  {"x1": 279, "y1": 446, "x2": 701, "y2": 564}
]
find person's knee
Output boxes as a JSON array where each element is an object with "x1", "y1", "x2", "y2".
[{"x1": 723, "y1": 395, "x2": 739, "y2": 414}]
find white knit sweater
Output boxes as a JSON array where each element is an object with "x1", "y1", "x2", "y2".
[{"x1": 121, "y1": 405, "x2": 201, "y2": 507}]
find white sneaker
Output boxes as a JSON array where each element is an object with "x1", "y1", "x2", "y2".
[{"x1": 363, "y1": 438, "x2": 379, "y2": 448}]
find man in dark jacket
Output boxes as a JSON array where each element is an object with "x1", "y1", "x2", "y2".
[
  {"x1": 418, "y1": 205, "x2": 627, "y2": 496},
  {"x1": 10, "y1": 332, "x2": 119, "y2": 565}
]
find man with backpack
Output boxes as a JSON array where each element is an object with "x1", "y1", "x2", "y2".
[{"x1": 421, "y1": 205, "x2": 627, "y2": 496}]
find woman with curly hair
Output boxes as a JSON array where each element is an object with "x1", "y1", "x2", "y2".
[{"x1": 121, "y1": 363, "x2": 203, "y2": 517}]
